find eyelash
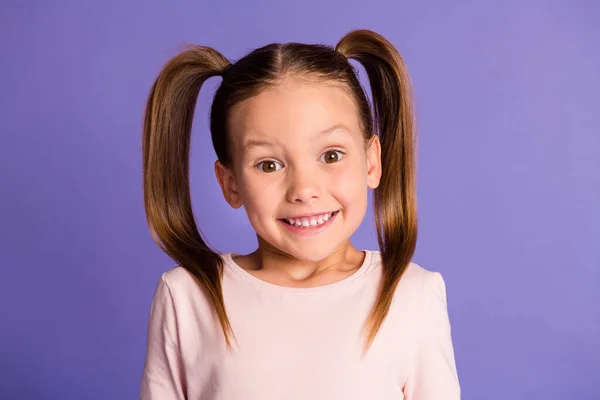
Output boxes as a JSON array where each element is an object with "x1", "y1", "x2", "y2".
[{"x1": 255, "y1": 149, "x2": 345, "y2": 172}]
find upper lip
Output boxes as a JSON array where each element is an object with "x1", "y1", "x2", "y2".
[{"x1": 280, "y1": 211, "x2": 337, "y2": 220}]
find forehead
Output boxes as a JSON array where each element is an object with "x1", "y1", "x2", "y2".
[{"x1": 228, "y1": 77, "x2": 363, "y2": 149}]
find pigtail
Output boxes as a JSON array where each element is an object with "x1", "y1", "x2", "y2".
[
  {"x1": 336, "y1": 30, "x2": 418, "y2": 352},
  {"x1": 142, "y1": 46, "x2": 237, "y2": 348}
]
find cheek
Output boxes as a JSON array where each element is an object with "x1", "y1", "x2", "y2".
[
  {"x1": 330, "y1": 161, "x2": 369, "y2": 209},
  {"x1": 237, "y1": 173, "x2": 278, "y2": 216}
]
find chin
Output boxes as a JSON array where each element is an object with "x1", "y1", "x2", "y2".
[{"x1": 283, "y1": 241, "x2": 344, "y2": 262}]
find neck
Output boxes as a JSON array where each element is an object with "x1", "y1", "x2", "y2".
[{"x1": 235, "y1": 237, "x2": 365, "y2": 287}]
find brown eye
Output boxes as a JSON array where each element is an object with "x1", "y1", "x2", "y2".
[
  {"x1": 321, "y1": 150, "x2": 344, "y2": 164},
  {"x1": 257, "y1": 160, "x2": 282, "y2": 173}
]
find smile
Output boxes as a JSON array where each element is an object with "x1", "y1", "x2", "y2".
[
  {"x1": 278, "y1": 211, "x2": 340, "y2": 237},
  {"x1": 281, "y1": 211, "x2": 339, "y2": 227}
]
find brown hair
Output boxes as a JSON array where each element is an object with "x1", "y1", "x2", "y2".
[{"x1": 142, "y1": 29, "x2": 417, "y2": 353}]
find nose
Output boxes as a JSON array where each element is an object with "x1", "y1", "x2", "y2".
[{"x1": 286, "y1": 167, "x2": 321, "y2": 204}]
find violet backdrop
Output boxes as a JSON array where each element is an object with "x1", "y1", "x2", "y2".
[{"x1": 1, "y1": 1, "x2": 599, "y2": 399}]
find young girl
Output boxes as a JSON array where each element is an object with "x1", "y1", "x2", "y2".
[{"x1": 140, "y1": 29, "x2": 460, "y2": 399}]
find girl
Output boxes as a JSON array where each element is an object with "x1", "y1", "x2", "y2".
[{"x1": 140, "y1": 29, "x2": 460, "y2": 399}]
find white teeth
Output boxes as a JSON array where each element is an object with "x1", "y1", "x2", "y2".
[{"x1": 285, "y1": 212, "x2": 335, "y2": 227}]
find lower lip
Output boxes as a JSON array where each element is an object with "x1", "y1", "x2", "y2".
[{"x1": 279, "y1": 211, "x2": 339, "y2": 237}]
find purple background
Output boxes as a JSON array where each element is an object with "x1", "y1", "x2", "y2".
[{"x1": 1, "y1": 1, "x2": 598, "y2": 399}]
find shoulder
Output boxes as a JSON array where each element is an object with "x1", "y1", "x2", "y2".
[
  {"x1": 161, "y1": 265, "x2": 198, "y2": 288},
  {"x1": 396, "y1": 261, "x2": 452, "y2": 332},
  {"x1": 369, "y1": 251, "x2": 446, "y2": 290},
  {"x1": 153, "y1": 265, "x2": 215, "y2": 315},
  {"x1": 402, "y1": 261, "x2": 447, "y2": 298},
  {"x1": 368, "y1": 251, "x2": 449, "y2": 308}
]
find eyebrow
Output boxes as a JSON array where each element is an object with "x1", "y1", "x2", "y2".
[{"x1": 242, "y1": 123, "x2": 353, "y2": 150}]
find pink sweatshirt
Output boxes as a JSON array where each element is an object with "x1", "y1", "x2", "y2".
[{"x1": 140, "y1": 250, "x2": 460, "y2": 399}]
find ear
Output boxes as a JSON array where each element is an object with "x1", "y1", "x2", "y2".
[
  {"x1": 366, "y1": 135, "x2": 382, "y2": 189},
  {"x1": 214, "y1": 160, "x2": 243, "y2": 209}
]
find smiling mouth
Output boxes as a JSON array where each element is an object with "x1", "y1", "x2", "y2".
[{"x1": 280, "y1": 211, "x2": 340, "y2": 227}]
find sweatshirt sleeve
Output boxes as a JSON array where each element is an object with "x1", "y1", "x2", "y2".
[
  {"x1": 140, "y1": 273, "x2": 187, "y2": 400},
  {"x1": 403, "y1": 272, "x2": 461, "y2": 399}
]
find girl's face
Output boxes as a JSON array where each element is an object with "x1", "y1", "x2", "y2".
[{"x1": 215, "y1": 77, "x2": 381, "y2": 262}]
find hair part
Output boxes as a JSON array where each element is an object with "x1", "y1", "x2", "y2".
[{"x1": 142, "y1": 29, "x2": 417, "y2": 354}]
